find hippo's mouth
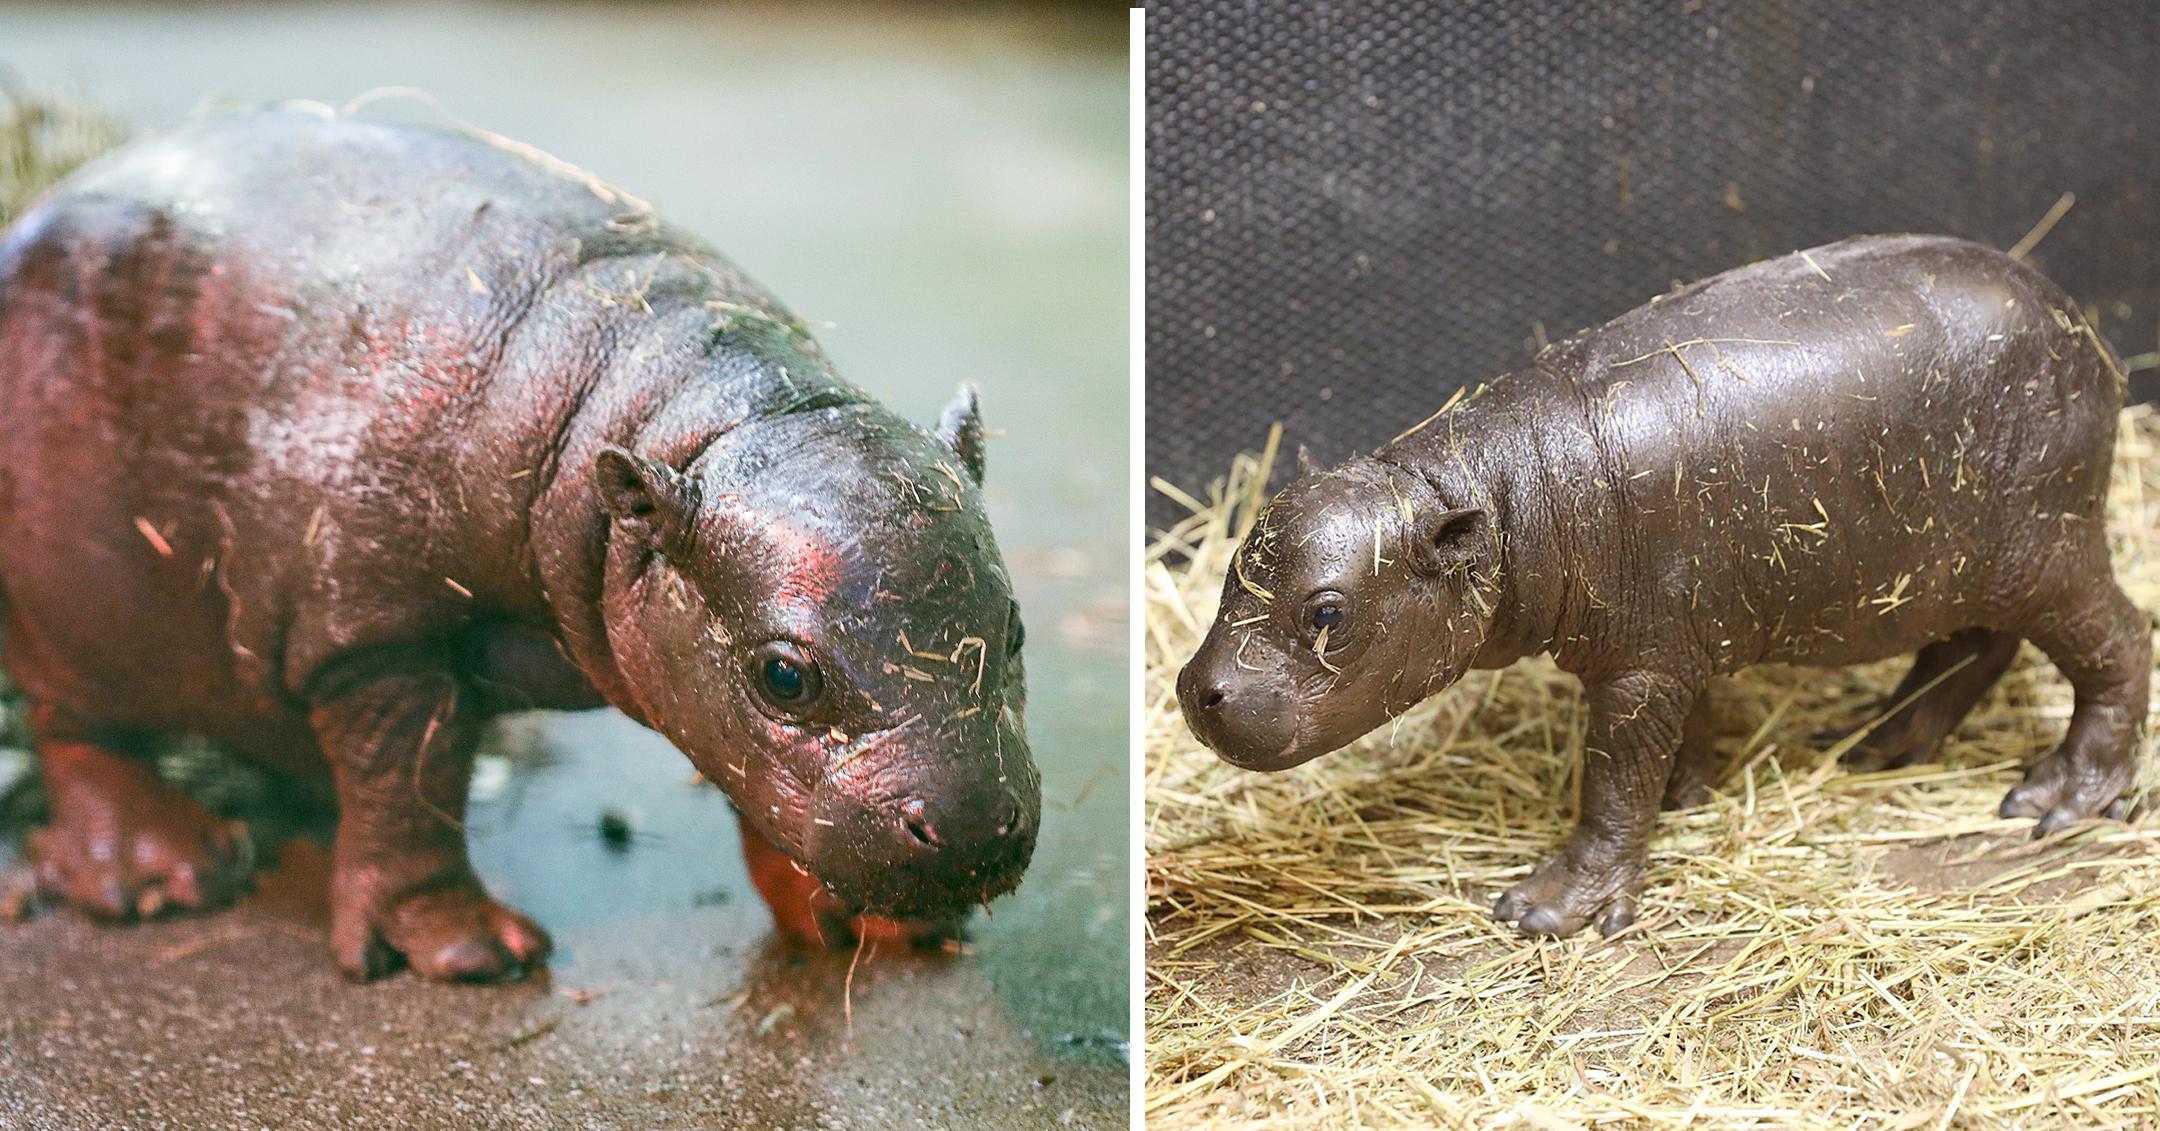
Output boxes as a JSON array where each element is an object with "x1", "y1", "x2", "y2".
[
  {"x1": 741, "y1": 810, "x2": 1027, "y2": 941},
  {"x1": 790, "y1": 775, "x2": 1039, "y2": 922},
  {"x1": 825, "y1": 880, "x2": 1015, "y2": 924},
  {"x1": 1212, "y1": 729, "x2": 1331, "y2": 773},
  {"x1": 811, "y1": 825, "x2": 1035, "y2": 920}
]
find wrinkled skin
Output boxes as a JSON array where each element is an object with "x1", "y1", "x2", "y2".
[
  {"x1": 1181, "y1": 235, "x2": 2149, "y2": 939},
  {"x1": 0, "y1": 110, "x2": 1039, "y2": 980}
]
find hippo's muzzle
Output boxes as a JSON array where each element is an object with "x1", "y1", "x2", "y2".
[
  {"x1": 801, "y1": 731, "x2": 1039, "y2": 917},
  {"x1": 1176, "y1": 641, "x2": 1318, "y2": 772}
]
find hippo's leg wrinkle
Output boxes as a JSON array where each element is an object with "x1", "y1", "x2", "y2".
[
  {"x1": 310, "y1": 659, "x2": 551, "y2": 982},
  {"x1": 1661, "y1": 694, "x2": 1719, "y2": 811},
  {"x1": 2002, "y1": 582, "x2": 2151, "y2": 836},
  {"x1": 739, "y1": 820, "x2": 961, "y2": 951},
  {"x1": 27, "y1": 726, "x2": 248, "y2": 920},
  {"x1": 1497, "y1": 671, "x2": 1698, "y2": 938},
  {"x1": 1839, "y1": 628, "x2": 2021, "y2": 769}
]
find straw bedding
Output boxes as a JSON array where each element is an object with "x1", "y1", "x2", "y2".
[{"x1": 1146, "y1": 408, "x2": 2160, "y2": 1129}]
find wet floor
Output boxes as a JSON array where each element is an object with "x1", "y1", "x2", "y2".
[{"x1": 0, "y1": 4, "x2": 1129, "y2": 1127}]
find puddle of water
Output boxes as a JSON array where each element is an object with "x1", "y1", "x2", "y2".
[{"x1": 458, "y1": 664, "x2": 1127, "y2": 1065}]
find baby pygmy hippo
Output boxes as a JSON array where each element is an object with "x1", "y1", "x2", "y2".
[
  {"x1": 0, "y1": 109, "x2": 1038, "y2": 979},
  {"x1": 1179, "y1": 235, "x2": 2149, "y2": 938}
]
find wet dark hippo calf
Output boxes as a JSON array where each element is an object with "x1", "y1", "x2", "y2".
[
  {"x1": 1179, "y1": 235, "x2": 2150, "y2": 938},
  {"x1": 0, "y1": 109, "x2": 1039, "y2": 979}
]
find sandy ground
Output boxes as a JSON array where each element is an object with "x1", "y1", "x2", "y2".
[{"x1": 0, "y1": 3, "x2": 1130, "y2": 1128}]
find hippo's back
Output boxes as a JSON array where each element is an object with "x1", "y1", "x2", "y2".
[
  {"x1": 1482, "y1": 235, "x2": 2124, "y2": 670},
  {"x1": 0, "y1": 110, "x2": 728, "y2": 745},
  {"x1": 1566, "y1": 235, "x2": 2121, "y2": 460},
  {"x1": 7, "y1": 109, "x2": 664, "y2": 285}
]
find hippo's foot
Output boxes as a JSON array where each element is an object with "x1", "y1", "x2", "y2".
[
  {"x1": 1836, "y1": 628, "x2": 2023, "y2": 771},
  {"x1": 1661, "y1": 695, "x2": 1719, "y2": 811},
  {"x1": 1998, "y1": 729, "x2": 2137, "y2": 837},
  {"x1": 30, "y1": 739, "x2": 250, "y2": 920},
  {"x1": 740, "y1": 821, "x2": 963, "y2": 951},
  {"x1": 1493, "y1": 843, "x2": 1644, "y2": 939},
  {"x1": 1830, "y1": 696, "x2": 1983, "y2": 770},
  {"x1": 1660, "y1": 772, "x2": 1712, "y2": 812},
  {"x1": 330, "y1": 869, "x2": 552, "y2": 983},
  {"x1": 1831, "y1": 716, "x2": 1939, "y2": 771},
  {"x1": 1828, "y1": 691, "x2": 1973, "y2": 771},
  {"x1": 1661, "y1": 757, "x2": 1714, "y2": 811},
  {"x1": 2005, "y1": 586, "x2": 2147, "y2": 838}
]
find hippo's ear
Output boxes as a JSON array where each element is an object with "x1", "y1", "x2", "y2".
[
  {"x1": 1408, "y1": 506, "x2": 1485, "y2": 576},
  {"x1": 594, "y1": 445, "x2": 697, "y2": 546},
  {"x1": 1295, "y1": 444, "x2": 1325, "y2": 479},
  {"x1": 937, "y1": 384, "x2": 987, "y2": 484}
]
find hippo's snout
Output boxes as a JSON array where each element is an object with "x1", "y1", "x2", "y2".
[
  {"x1": 804, "y1": 765, "x2": 1038, "y2": 918},
  {"x1": 1177, "y1": 650, "x2": 1306, "y2": 771}
]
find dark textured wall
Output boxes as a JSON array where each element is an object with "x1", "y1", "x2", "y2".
[{"x1": 1146, "y1": 0, "x2": 2160, "y2": 529}]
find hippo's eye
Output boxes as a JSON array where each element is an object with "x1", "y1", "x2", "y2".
[
  {"x1": 748, "y1": 640, "x2": 824, "y2": 716},
  {"x1": 1301, "y1": 591, "x2": 1348, "y2": 640},
  {"x1": 1006, "y1": 601, "x2": 1026, "y2": 656}
]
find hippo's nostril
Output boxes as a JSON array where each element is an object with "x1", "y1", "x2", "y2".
[
  {"x1": 1200, "y1": 687, "x2": 1227, "y2": 710},
  {"x1": 899, "y1": 798, "x2": 940, "y2": 848}
]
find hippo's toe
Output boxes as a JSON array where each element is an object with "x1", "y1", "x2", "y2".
[
  {"x1": 1493, "y1": 848, "x2": 1645, "y2": 941},
  {"x1": 29, "y1": 786, "x2": 250, "y2": 922},
  {"x1": 1999, "y1": 746, "x2": 2135, "y2": 839},
  {"x1": 330, "y1": 875, "x2": 552, "y2": 983}
]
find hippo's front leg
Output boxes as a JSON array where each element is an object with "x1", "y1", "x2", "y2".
[
  {"x1": 309, "y1": 649, "x2": 551, "y2": 981},
  {"x1": 1495, "y1": 670, "x2": 1699, "y2": 938}
]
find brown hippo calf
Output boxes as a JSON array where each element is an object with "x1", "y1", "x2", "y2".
[
  {"x1": 1178, "y1": 235, "x2": 2149, "y2": 938},
  {"x1": 0, "y1": 109, "x2": 1038, "y2": 979}
]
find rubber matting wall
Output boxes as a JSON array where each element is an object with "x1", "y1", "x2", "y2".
[{"x1": 1145, "y1": 0, "x2": 2160, "y2": 531}]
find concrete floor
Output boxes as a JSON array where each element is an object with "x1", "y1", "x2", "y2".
[{"x1": 0, "y1": 4, "x2": 1129, "y2": 1127}]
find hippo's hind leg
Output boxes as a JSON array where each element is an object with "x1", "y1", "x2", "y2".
[
  {"x1": 23, "y1": 707, "x2": 249, "y2": 920},
  {"x1": 1661, "y1": 692, "x2": 1721, "y2": 811},
  {"x1": 309, "y1": 646, "x2": 550, "y2": 982},
  {"x1": 1838, "y1": 628, "x2": 2022, "y2": 770},
  {"x1": 2002, "y1": 580, "x2": 2151, "y2": 836},
  {"x1": 1497, "y1": 670, "x2": 1699, "y2": 937}
]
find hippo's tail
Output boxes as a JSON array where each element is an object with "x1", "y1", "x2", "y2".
[{"x1": 0, "y1": 85, "x2": 128, "y2": 231}]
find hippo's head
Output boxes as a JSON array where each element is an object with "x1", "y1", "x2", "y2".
[
  {"x1": 589, "y1": 385, "x2": 1038, "y2": 919},
  {"x1": 1176, "y1": 450, "x2": 1499, "y2": 771}
]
